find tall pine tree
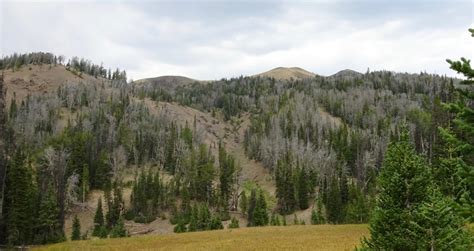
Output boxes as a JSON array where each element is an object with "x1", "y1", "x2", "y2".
[
  {"x1": 439, "y1": 28, "x2": 474, "y2": 222},
  {"x1": 361, "y1": 126, "x2": 471, "y2": 250},
  {"x1": 253, "y1": 190, "x2": 269, "y2": 226},
  {"x1": 34, "y1": 185, "x2": 65, "y2": 244},
  {"x1": 71, "y1": 215, "x2": 81, "y2": 241},
  {"x1": 92, "y1": 197, "x2": 107, "y2": 238},
  {"x1": 362, "y1": 126, "x2": 431, "y2": 250},
  {"x1": 3, "y1": 149, "x2": 36, "y2": 245},
  {"x1": 297, "y1": 166, "x2": 309, "y2": 210}
]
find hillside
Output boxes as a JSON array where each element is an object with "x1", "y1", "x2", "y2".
[
  {"x1": 3, "y1": 64, "x2": 107, "y2": 104},
  {"x1": 1, "y1": 53, "x2": 471, "y2": 250},
  {"x1": 253, "y1": 67, "x2": 316, "y2": 80},
  {"x1": 329, "y1": 69, "x2": 363, "y2": 78},
  {"x1": 35, "y1": 225, "x2": 368, "y2": 251},
  {"x1": 133, "y1": 75, "x2": 200, "y2": 91}
]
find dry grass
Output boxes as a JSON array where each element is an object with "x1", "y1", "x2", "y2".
[
  {"x1": 254, "y1": 67, "x2": 316, "y2": 80},
  {"x1": 3, "y1": 64, "x2": 105, "y2": 104},
  {"x1": 35, "y1": 224, "x2": 368, "y2": 251}
]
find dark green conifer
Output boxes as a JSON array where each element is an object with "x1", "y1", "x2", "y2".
[
  {"x1": 297, "y1": 167, "x2": 309, "y2": 210},
  {"x1": 34, "y1": 185, "x2": 64, "y2": 244},
  {"x1": 228, "y1": 217, "x2": 239, "y2": 229},
  {"x1": 361, "y1": 127, "x2": 433, "y2": 250},
  {"x1": 92, "y1": 198, "x2": 106, "y2": 238},
  {"x1": 247, "y1": 189, "x2": 257, "y2": 226},
  {"x1": 4, "y1": 149, "x2": 35, "y2": 245},
  {"x1": 239, "y1": 191, "x2": 248, "y2": 216},
  {"x1": 71, "y1": 215, "x2": 81, "y2": 241},
  {"x1": 253, "y1": 190, "x2": 268, "y2": 226},
  {"x1": 110, "y1": 217, "x2": 127, "y2": 238}
]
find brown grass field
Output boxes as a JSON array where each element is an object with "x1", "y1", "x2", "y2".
[{"x1": 35, "y1": 224, "x2": 368, "y2": 251}]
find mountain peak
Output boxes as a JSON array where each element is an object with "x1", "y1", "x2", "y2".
[
  {"x1": 330, "y1": 69, "x2": 362, "y2": 78},
  {"x1": 253, "y1": 67, "x2": 316, "y2": 80}
]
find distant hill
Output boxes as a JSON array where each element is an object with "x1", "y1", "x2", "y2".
[
  {"x1": 330, "y1": 69, "x2": 363, "y2": 78},
  {"x1": 253, "y1": 67, "x2": 316, "y2": 80},
  {"x1": 133, "y1": 75, "x2": 200, "y2": 91}
]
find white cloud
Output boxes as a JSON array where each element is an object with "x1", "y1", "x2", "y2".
[{"x1": 1, "y1": 1, "x2": 472, "y2": 80}]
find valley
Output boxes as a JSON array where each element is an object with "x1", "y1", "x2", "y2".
[{"x1": 0, "y1": 51, "x2": 472, "y2": 250}]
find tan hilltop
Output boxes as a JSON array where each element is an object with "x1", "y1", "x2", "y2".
[
  {"x1": 133, "y1": 75, "x2": 201, "y2": 89},
  {"x1": 2, "y1": 64, "x2": 106, "y2": 104},
  {"x1": 253, "y1": 67, "x2": 316, "y2": 80}
]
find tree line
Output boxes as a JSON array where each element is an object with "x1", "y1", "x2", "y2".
[{"x1": 0, "y1": 52, "x2": 127, "y2": 81}]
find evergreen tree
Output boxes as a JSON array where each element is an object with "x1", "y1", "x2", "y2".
[
  {"x1": 71, "y1": 215, "x2": 81, "y2": 241},
  {"x1": 410, "y1": 189, "x2": 471, "y2": 250},
  {"x1": 164, "y1": 123, "x2": 178, "y2": 173},
  {"x1": 92, "y1": 198, "x2": 107, "y2": 238},
  {"x1": 106, "y1": 181, "x2": 123, "y2": 229},
  {"x1": 253, "y1": 190, "x2": 269, "y2": 226},
  {"x1": 228, "y1": 217, "x2": 239, "y2": 228},
  {"x1": 311, "y1": 209, "x2": 319, "y2": 225},
  {"x1": 4, "y1": 149, "x2": 36, "y2": 245},
  {"x1": 173, "y1": 219, "x2": 187, "y2": 233},
  {"x1": 197, "y1": 203, "x2": 211, "y2": 230},
  {"x1": 270, "y1": 214, "x2": 281, "y2": 226},
  {"x1": 209, "y1": 215, "x2": 224, "y2": 230},
  {"x1": 93, "y1": 151, "x2": 110, "y2": 189},
  {"x1": 297, "y1": 167, "x2": 309, "y2": 210},
  {"x1": 316, "y1": 198, "x2": 326, "y2": 224},
  {"x1": 275, "y1": 158, "x2": 296, "y2": 214},
  {"x1": 218, "y1": 144, "x2": 236, "y2": 211},
  {"x1": 311, "y1": 198, "x2": 326, "y2": 225},
  {"x1": 247, "y1": 189, "x2": 257, "y2": 226},
  {"x1": 188, "y1": 204, "x2": 198, "y2": 232},
  {"x1": 345, "y1": 183, "x2": 370, "y2": 223},
  {"x1": 439, "y1": 28, "x2": 474, "y2": 221},
  {"x1": 9, "y1": 96, "x2": 17, "y2": 119},
  {"x1": 34, "y1": 185, "x2": 64, "y2": 244},
  {"x1": 81, "y1": 165, "x2": 89, "y2": 203},
  {"x1": 361, "y1": 127, "x2": 433, "y2": 250},
  {"x1": 239, "y1": 192, "x2": 248, "y2": 216},
  {"x1": 110, "y1": 217, "x2": 127, "y2": 238},
  {"x1": 326, "y1": 176, "x2": 343, "y2": 223}
]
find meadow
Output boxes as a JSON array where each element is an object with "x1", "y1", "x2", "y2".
[{"x1": 35, "y1": 224, "x2": 368, "y2": 251}]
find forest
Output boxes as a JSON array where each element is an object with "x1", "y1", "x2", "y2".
[{"x1": 0, "y1": 27, "x2": 472, "y2": 250}]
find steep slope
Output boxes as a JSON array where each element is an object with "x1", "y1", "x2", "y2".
[
  {"x1": 3, "y1": 62, "x2": 350, "y2": 238},
  {"x1": 2, "y1": 65, "x2": 106, "y2": 104},
  {"x1": 139, "y1": 98, "x2": 275, "y2": 194},
  {"x1": 254, "y1": 67, "x2": 316, "y2": 80}
]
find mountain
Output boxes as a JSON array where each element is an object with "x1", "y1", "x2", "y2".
[
  {"x1": 0, "y1": 53, "x2": 468, "y2": 249},
  {"x1": 133, "y1": 75, "x2": 200, "y2": 91},
  {"x1": 253, "y1": 67, "x2": 316, "y2": 80},
  {"x1": 329, "y1": 69, "x2": 363, "y2": 78}
]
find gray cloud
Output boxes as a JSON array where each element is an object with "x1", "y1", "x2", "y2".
[{"x1": 1, "y1": 0, "x2": 473, "y2": 80}]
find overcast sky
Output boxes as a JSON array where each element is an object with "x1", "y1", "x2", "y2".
[{"x1": 1, "y1": 0, "x2": 473, "y2": 80}]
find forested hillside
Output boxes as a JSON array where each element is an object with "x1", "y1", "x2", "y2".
[{"x1": 0, "y1": 48, "x2": 472, "y2": 249}]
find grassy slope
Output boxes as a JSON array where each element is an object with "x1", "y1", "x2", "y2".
[
  {"x1": 35, "y1": 224, "x2": 368, "y2": 251},
  {"x1": 254, "y1": 67, "x2": 316, "y2": 80}
]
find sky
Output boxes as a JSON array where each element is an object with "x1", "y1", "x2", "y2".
[{"x1": 1, "y1": 0, "x2": 473, "y2": 81}]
